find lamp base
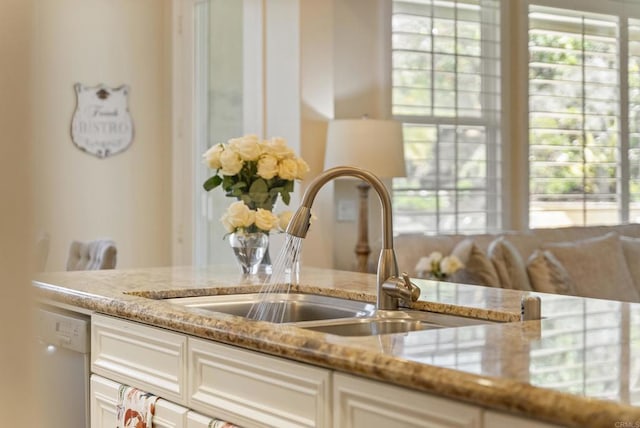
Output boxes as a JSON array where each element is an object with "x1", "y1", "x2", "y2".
[{"x1": 355, "y1": 181, "x2": 371, "y2": 273}]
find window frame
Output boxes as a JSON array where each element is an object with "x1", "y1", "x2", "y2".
[
  {"x1": 390, "y1": 0, "x2": 640, "y2": 232},
  {"x1": 523, "y1": 0, "x2": 640, "y2": 228},
  {"x1": 390, "y1": 0, "x2": 504, "y2": 235}
]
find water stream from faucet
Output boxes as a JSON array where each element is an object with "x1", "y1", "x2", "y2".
[{"x1": 246, "y1": 234, "x2": 304, "y2": 323}]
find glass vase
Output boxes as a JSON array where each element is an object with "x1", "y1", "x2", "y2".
[
  {"x1": 228, "y1": 232, "x2": 269, "y2": 275},
  {"x1": 256, "y1": 244, "x2": 272, "y2": 275}
]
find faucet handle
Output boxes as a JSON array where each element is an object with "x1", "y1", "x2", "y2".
[
  {"x1": 382, "y1": 272, "x2": 421, "y2": 305},
  {"x1": 401, "y1": 272, "x2": 421, "y2": 302}
]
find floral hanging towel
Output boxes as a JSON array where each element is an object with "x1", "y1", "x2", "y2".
[
  {"x1": 208, "y1": 419, "x2": 241, "y2": 428},
  {"x1": 116, "y1": 385, "x2": 159, "y2": 428}
]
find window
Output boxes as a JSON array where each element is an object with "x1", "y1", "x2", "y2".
[
  {"x1": 528, "y1": 4, "x2": 640, "y2": 227},
  {"x1": 629, "y1": 18, "x2": 640, "y2": 222},
  {"x1": 391, "y1": 0, "x2": 502, "y2": 234}
]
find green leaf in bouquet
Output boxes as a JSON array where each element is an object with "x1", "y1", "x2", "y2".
[
  {"x1": 227, "y1": 181, "x2": 247, "y2": 198},
  {"x1": 203, "y1": 175, "x2": 222, "y2": 191},
  {"x1": 249, "y1": 179, "x2": 268, "y2": 194},
  {"x1": 269, "y1": 187, "x2": 284, "y2": 197},
  {"x1": 281, "y1": 190, "x2": 291, "y2": 205},
  {"x1": 283, "y1": 180, "x2": 294, "y2": 192},
  {"x1": 222, "y1": 175, "x2": 234, "y2": 191},
  {"x1": 250, "y1": 192, "x2": 269, "y2": 205},
  {"x1": 239, "y1": 194, "x2": 252, "y2": 206}
]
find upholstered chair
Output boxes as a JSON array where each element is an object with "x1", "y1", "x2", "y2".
[
  {"x1": 66, "y1": 239, "x2": 117, "y2": 271},
  {"x1": 34, "y1": 232, "x2": 50, "y2": 272}
]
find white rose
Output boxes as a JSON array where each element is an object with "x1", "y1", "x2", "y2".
[
  {"x1": 219, "y1": 149, "x2": 243, "y2": 175},
  {"x1": 263, "y1": 137, "x2": 294, "y2": 160},
  {"x1": 222, "y1": 201, "x2": 255, "y2": 230},
  {"x1": 426, "y1": 251, "x2": 443, "y2": 267},
  {"x1": 228, "y1": 134, "x2": 262, "y2": 161},
  {"x1": 278, "y1": 210, "x2": 293, "y2": 231},
  {"x1": 278, "y1": 158, "x2": 298, "y2": 180},
  {"x1": 254, "y1": 209, "x2": 279, "y2": 232},
  {"x1": 295, "y1": 157, "x2": 310, "y2": 180},
  {"x1": 441, "y1": 255, "x2": 464, "y2": 275},
  {"x1": 257, "y1": 155, "x2": 279, "y2": 180},
  {"x1": 203, "y1": 143, "x2": 224, "y2": 169},
  {"x1": 414, "y1": 256, "x2": 431, "y2": 274},
  {"x1": 220, "y1": 213, "x2": 236, "y2": 233}
]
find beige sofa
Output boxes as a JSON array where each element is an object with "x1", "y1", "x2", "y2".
[{"x1": 394, "y1": 224, "x2": 640, "y2": 303}]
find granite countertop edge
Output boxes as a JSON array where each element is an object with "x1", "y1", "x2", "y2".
[{"x1": 33, "y1": 267, "x2": 640, "y2": 428}]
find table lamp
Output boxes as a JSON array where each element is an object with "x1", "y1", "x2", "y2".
[{"x1": 324, "y1": 118, "x2": 405, "y2": 272}]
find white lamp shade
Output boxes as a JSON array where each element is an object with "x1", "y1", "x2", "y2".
[{"x1": 324, "y1": 119, "x2": 406, "y2": 178}]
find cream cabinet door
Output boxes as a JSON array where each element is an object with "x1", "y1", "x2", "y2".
[
  {"x1": 91, "y1": 313, "x2": 188, "y2": 405},
  {"x1": 484, "y1": 410, "x2": 563, "y2": 428},
  {"x1": 187, "y1": 411, "x2": 215, "y2": 428},
  {"x1": 187, "y1": 411, "x2": 240, "y2": 428},
  {"x1": 90, "y1": 374, "x2": 189, "y2": 428},
  {"x1": 333, "y1": 373, "x2": 482, "y2": 428},
  {"x1": 188, "y1": 338, "x2": 331, "y2": 428}
]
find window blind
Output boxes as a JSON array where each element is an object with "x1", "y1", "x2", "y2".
[
  {"x1": 391, "y1": 0, "x2": 501, "y2": 234},
  {"x1": 629, "y1": 18, "x2": 640, "y2": 221},
  {"x1": 528, "y1": 5, "x2": 621, "y2": 227}
]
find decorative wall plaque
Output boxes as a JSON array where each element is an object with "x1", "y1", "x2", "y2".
[{"x1": 71, "y1": 84, "x2": 134, "y2": 158}]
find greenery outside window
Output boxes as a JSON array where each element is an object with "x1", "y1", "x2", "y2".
[
  {"x1": 528, "y1": 4, "x2": 640, "y2": 227},
  {"x1": 391, "y1": 0, "x2": 502, "y2": 234}
]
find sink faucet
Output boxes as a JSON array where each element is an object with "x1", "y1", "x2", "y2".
[{"x1": 286, "y1": 166, "x2": 420, "y2": 310}]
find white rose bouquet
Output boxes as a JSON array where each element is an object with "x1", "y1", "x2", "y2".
[
  {"x1": 220, "y1": 201, "x2": 294, "y2": 235},
  {"x1": 415, "y1": 251, "x2": 464, "y2": 280},
  {"x1": 203, "y1": 134, "x2": 308, "y2": 235}
]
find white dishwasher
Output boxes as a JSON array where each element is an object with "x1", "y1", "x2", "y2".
[{"x1": 36, "y1": 306, "x2": 90, "y2": 428}]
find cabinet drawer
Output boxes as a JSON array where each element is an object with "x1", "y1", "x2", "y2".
[
  {"x1": 91, "y1": 314, "x2": 187, "y2": 404},
  {"x1": 188, "y1": 338, "x2": 331, "y2": 428}
]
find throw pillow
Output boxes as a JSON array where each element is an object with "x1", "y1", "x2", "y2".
[
  {"x1": 488, "y1": 237, "x2": 533, "y2": 291},
  {"x1": 500, "y1": 232, "x2": 542, "y2": 261},
  {"x1": 450, "y1": 239, "x2": 501, "y2": 287},
  {"x1": 620, "y1": 236, "x2": 640, "y2": 296},
  {"x1": 542, "y1": 232, "x2": 640, "y2": 302},
  {"x1": 526, "y1": 250, "x2": 575, "y2": 295}
]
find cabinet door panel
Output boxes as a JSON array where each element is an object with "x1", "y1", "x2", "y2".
[
  {"x1": 91, "y1": 374, "x2": 118, "y2": 428},
  {"x1": 187, "y1": 411, "x2": 239, "y2": 428},
  {"x1": 334, "y1": 373, "x2": 482, "y2": 428},
  {"x1": 187, "y1": 411, "x2": 214, "y2": 428},
  {"x1": 91, "y1": 314, "x2": 187, "y2": 405},
  {"x1": 484, "y1": 410, "x2": 562, "y2": 428},
  {"x1": 189, "y1": 338, "x2": 331, "y2": 428},
  {"x1": 90, "y1": 374, "x2": 189, "y2": 428}
]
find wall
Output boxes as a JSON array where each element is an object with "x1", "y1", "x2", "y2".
[
  {"x1": 332, "y1": 0, "x2": 391, "y2": 271},
  {"x1": 299, "y1": 0, "x2": 335, "y2": 268},
  {"x1": 33, "y1": 0, "x2": 172, "y2": 271}
]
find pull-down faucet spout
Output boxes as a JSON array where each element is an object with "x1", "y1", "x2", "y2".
[{"x1": 286, "y1": 166, "x2": 419, "y2": 310}]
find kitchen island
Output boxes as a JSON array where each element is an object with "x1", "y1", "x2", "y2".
[{"x1": 34, "y1": 265, "x2": 640, "y2": 427}]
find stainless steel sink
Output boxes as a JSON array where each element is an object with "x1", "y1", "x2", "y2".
[
  {"x1": 296, "y1": 310, "x2": 492, "y2": 336},
  {"x1": 165, "y1": 292, "x2": 376, "y2": 323},
  {"x1": 166, "y1": 293, "x2": 493, "y2": 336},
  {"x1": 302, "y1": 319, "x2": 436, "y2": 335}
]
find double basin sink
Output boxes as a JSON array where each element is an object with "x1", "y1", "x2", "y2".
[{"x1": 166, "y1": 292, "x2": 492, "y2": 336}]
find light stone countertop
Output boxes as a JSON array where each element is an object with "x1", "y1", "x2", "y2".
[{"x1": 33, "y1": 265, "x2": 640, "y2": 427}]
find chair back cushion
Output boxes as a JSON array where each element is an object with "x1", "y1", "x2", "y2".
[{"x1": 66, "y1": 239, "x2": 117, "y2": 271}]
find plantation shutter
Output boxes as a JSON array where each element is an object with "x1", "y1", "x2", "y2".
[
  {"x1": 528, "y1": 5, "x2": 621, "y2": 227},
  {"x1": 629, "y1": 18, "x2": 640, "y2": 221},
  {"x1": 391, "y1": 0, "x2": 501, "y2": 234}
]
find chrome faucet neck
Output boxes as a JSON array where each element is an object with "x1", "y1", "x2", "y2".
[{"x1": 286, "y1": 166, "x2": 402, "y2": 310}]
